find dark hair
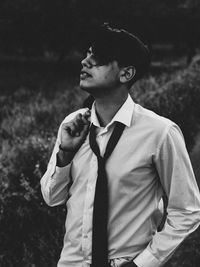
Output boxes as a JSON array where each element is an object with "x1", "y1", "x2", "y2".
[{"x1": 89, "y1": 23, "x2": 151, "y2": 83}]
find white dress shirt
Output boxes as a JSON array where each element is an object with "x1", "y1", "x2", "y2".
[{"x1": 41, "y1": 94, "x2": 200, "y2": 267}]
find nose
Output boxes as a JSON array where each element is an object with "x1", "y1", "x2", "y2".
[
  {"x1": 81, "y1": 53, "x2": 97, "y2": 68},
  {"x1": 81, "y1": 55, "x2": 92, "y2": 68}
]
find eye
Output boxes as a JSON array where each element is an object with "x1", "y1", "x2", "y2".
[
  {"x1": 86, "y1": 51, "x2": 91, "y2": 57},
  {"x1": 85, "y1": 51, "x2": 99, "y2": 65},
  {"x1": 90, "y1": 55, "x2": 99, "y2": 66}
]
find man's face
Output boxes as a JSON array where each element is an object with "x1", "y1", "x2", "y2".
[{"x1": 80, "y1": 47, "x2": 121, "y2": 95}]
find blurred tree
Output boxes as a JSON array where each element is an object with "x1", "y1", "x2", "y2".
[{"x1": 0, "y1": 0, "x2": 199, "y2": 61}]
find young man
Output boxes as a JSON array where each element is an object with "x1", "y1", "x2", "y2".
[{"x1": 41, "y1": 24, "x2": 200, "y2": 267}]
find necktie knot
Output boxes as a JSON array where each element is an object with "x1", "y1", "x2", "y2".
[{"x1": 89, "y1": 122, "x2": 126, "y2": 160}]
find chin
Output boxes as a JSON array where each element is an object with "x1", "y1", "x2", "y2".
[
  {"x1": 80, "y1": 82, "x2": 95, "y2": 94},
  {"x1": 80, "y1": 84, "x2": 91, "y2": 92}
]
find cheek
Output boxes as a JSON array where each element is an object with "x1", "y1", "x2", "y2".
[
  {"x1": 104, "y1": 71, "x2": 118, "y2": 83},
  {"x1": 93, "y1": 66, "x2": 119, "y2": 85},
  {"x1": 104, "y1": 72, "x2": 111, "y2": 79},
  {"x1": 94, "y1": 71, "x2": 109, "y2": 82}
]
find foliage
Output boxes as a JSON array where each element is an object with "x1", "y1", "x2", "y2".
[
  {"x1": 0, "y1": 84, "x2": 87, "y2": 267},
  {"x1": 0, "y1": 136, "x2": 65, "y2": 267},
  {"x1": 0, "y1": 60, "x2": 200, "y2": 266},
  {"x1": 131, "y1": 61, "x2": 200, "y2": 151},
  {"x1": 0, "y1": 0, "x2": 200, "y2": 57}
]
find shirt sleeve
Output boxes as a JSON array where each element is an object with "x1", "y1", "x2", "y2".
[
  {"x1": 133, "y1": 124, "x2": 200, "y2": 267},
  {"x1": 40, "y1": 108, "x2": 89, "y2": 207},
  {"x1": 40, "y1": 121, "x2": 72, "y2": 207}
]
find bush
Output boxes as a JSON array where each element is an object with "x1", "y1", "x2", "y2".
[
  {"x1": 0, "y1": 85, "x2": 88, "y2": 266},
  {"x1": 131, "y1": 63, "x2": 200, "y2": 151},
  {"x1": 1, "y1": 61, "x2": 200, "y2": 266}
]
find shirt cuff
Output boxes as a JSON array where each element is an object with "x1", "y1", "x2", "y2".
[
  {"x1": 51, "y1": 164, "x2": 71, "y2": 182},
  {"x1": 134, "y1": 248, "x2": 162, "y2": 267}
]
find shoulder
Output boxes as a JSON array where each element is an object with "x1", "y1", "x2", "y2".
[
  {"x1": 132, "y1": 103, "x2": 182, "y2": 147},
  {"x1": 61, "y1": 108, "x2": 90, "y2": 125},
  {"x1": 56, "y1": 108, "x2": 90, "y2": 139},
  {"x1": 133, "y1": 103, "x2": 175, "y2": 130}
]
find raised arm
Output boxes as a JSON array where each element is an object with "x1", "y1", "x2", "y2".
[{"x1": 40, "y1": 109, "x2": 90, "y2": 207}]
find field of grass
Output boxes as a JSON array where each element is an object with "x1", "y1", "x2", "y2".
[{"x1": 0, "y1": 54, "x2": 200, "y2": 267}]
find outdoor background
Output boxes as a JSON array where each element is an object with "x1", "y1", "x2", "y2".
[{"x1": 0, "y1": 0, "x2": 200, "y2": 266}]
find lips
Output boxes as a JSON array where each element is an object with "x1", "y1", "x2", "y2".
[{"x1": 80, "y1": 69, "x2": 92, "y2": 79}]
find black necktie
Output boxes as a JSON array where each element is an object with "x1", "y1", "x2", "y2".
[{"x1": 89, "y1": 122, "x2": 126, "y2": 267}]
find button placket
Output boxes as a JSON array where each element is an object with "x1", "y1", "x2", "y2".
[
  {"x1": 92, "y1": 155, "x2": 97, "y2": 166},
  {"x1": 82, "y1": 169, "x2": 96, "y2": 254}
]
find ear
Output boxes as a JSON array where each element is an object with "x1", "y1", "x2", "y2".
[{"x1": 119, "y1": 66, "x2": 136, "y2": 84}]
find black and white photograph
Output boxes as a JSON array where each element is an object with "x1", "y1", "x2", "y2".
[{"x1": 1, "y1": 1, "x2": 200, "y2": 267}]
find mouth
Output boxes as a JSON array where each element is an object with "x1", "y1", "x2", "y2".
[{"x1": 80, "y1": 70, "x2": 92, "y2": 80}]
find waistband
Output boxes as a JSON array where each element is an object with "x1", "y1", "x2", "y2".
[
  {"x1": 89, "y1": 257, "x2": 135, "y2": 267},
  {"x1": 90, "y1": 264, "x2": 111, "y2": 267}
]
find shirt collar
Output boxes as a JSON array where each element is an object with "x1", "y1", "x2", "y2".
[{"x1": 90, "y1": 94, "x2": 135, "y2": 129}]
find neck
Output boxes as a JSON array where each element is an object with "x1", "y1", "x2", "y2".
[{"x1": 94, "y1": 88, "x2": 128, "y2": 127}]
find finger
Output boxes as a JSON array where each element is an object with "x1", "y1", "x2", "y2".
[
  {"x1": 81, "y1": 111, "x2": 90, "y2": 125},
  {"x1": 64, "y1": 121, "x2": 78, "y2": 136},
  {"x1": 83, "y1": 110, "x2": 91, "y2": 120},
  {"x1": 70, "y1": 122, "x2": 79, "y2": 136},
  {"x1": 79, "y1": 120, "x2": 90, "y2": 138},
  {"x1": 63, "y1": 111, "x2": 90, "y2": 137},
  {"x1": 74, "y1": 117, "x2": 86, "y2": 136},
  {"x1": 75, "y1": 112, "x2": 90, "y2": 131},
  {"x1": 62, "y1": 125, "x2": 73, "y2": 137},
  {"x1": 74, "y1": 113, "x2": 84, "y2": 127},
  {"x1": 81, "y1": 115, "x2": 90, "y2": 125},
  {"x1": 67, "y1": 114, "x2": 83, "y2": 135},
  {"x1": 62, "y1": 123, "x2": 71, "y2": 133},
  {"x1": 72, "y1": 118, "x2": 82, "y2": 132},
  {"x1": 75, "y1": 113, "x2": 82, "y2": 122}
]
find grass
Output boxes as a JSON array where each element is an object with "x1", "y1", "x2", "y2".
[{"x1": 0, "y1": 55, "x2": 200, "y2": 266}]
